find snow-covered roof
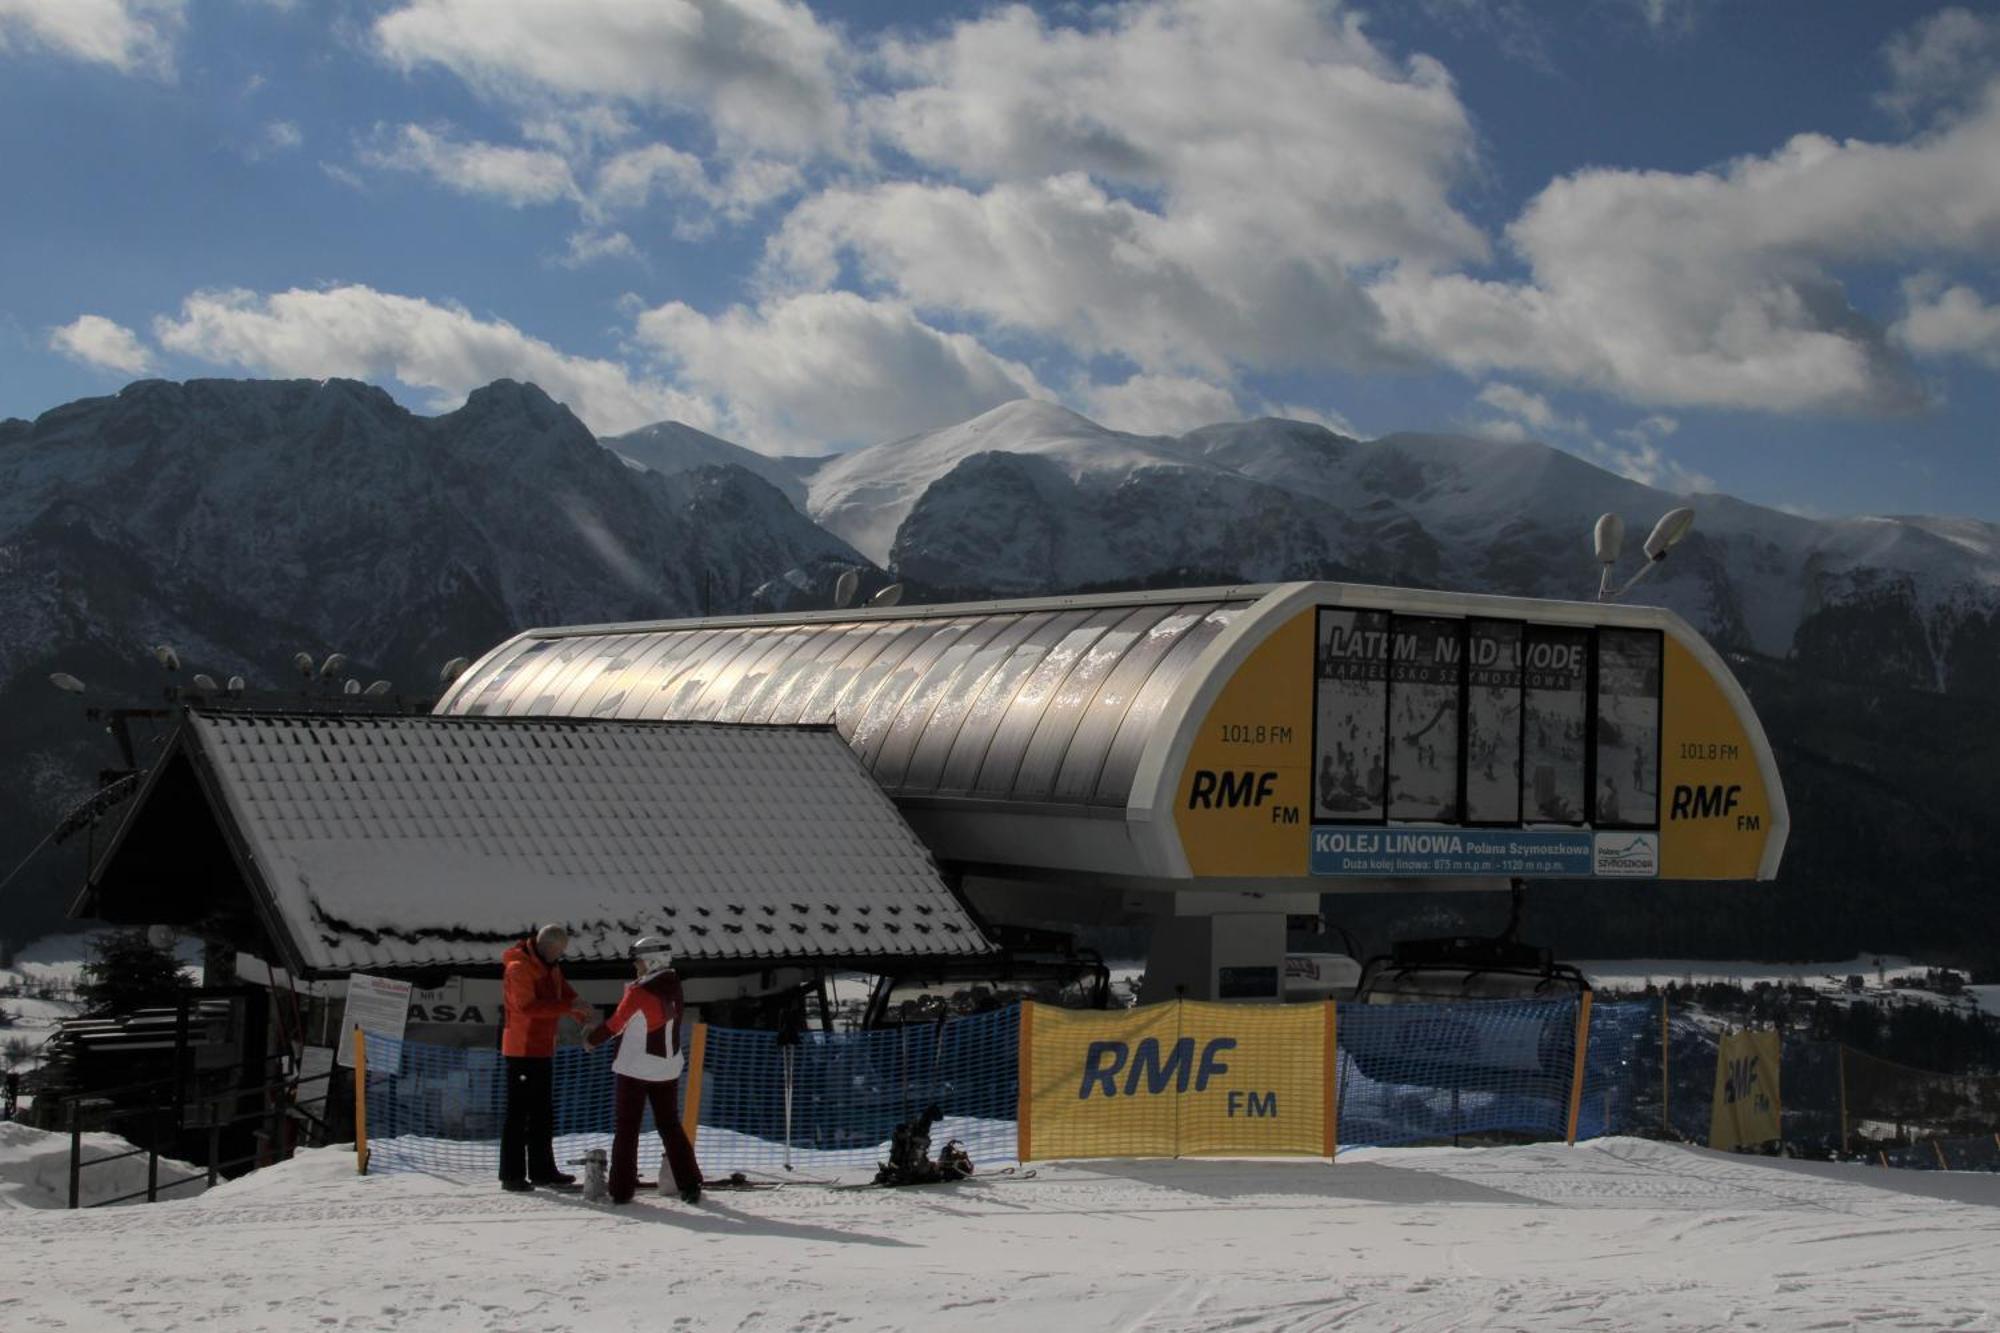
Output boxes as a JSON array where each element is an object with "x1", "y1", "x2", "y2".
[{"x1": 160, "y1": 710, "x2": 991, "y2": 976}]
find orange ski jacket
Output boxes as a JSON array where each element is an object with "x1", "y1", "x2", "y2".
[{"x1": 500, "y1": 939, "x2": 580, "y2": 1058}]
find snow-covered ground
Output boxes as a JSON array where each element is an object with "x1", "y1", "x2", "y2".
[
  {"x1": 0, "y1": 1137, "x2": 1995, "y2": 1329},
  {"x1": 0, "y1": 1121, "x2": 206, "y2": 1210}
]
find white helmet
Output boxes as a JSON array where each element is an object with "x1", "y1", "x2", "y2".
[{"x1": 630, "y1": 935, "x2": 674, "y2": 976}]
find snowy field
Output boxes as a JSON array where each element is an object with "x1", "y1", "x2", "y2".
[{"x1": 1, "y1": 1136, "x2": 1996, "y2": 1330}]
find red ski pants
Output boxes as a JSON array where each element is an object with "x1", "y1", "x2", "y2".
[{"x1": 609, "y1": 1074, "x2": 702, "y2": 1203}]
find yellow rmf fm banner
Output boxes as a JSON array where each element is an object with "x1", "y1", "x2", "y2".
[
  {"x1": 1709, "y1": 1027, "x2": 1782, "y2": 1152},
  {"x1": 1019, "y1": 1001, "x2": 1333, "y2": 1162}
]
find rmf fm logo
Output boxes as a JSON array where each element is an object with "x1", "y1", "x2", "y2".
[
  {"x1": 1078, "y1": 1036, "x2": 1278, "y2": 1118},
  {"x1": 1187, "y1": 770, "x2": 1299, "y2": 825},
  {"x1": 1723, "y1": 1053, "x2": 1771, "y2": 1114},
  {"x1": 1670, "y1": 783, "x2": 1761, "y2": 831}
]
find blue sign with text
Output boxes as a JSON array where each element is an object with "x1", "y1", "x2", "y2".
[{"x1": 1310, "y1": 828, "x2": 1595, "y2": 876}]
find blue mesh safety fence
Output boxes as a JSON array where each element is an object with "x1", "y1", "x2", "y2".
[
  {"x1": 358, "y1": 999, "x2": 1998, "y2": 1176},
  {"x1": 362, "y1": 1007, "x2": 1020, "y2": 1178},
  {"x1": 1335, "y1": 996, "x2": 1585, "y2": 1146},
  {"x1": 697, "y1": 1006, "x2": 1019, "y2": 1172}
]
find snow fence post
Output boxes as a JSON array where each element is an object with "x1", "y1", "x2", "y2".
[
  {"x1": 679, "y1": 1023, "x2": 707, "y2": 1152},
  {"x1": 1565, "y1": 991, "x2": 1594, "y2": 1146},
  {"x1": 1660, "y1": 994, "x2": 1671, "y2": 1136},
  {"x1": 352, "y1": 1027, "x2": 369, "y2": 1175},
  {"x1": 1322, "y1": 999, "x2": 1338, "y2": 1162},
  {"x1": 1016, "y1": 1002, "x2": 1034, "y2": 1165},
  {"x1": 1838, "y1": 1045, "x2": 1849, "y2": 1156}
]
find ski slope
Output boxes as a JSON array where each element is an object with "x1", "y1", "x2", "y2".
[{"x1": 1, "y1": 1137, "x2": 1994, "y2": 1330}]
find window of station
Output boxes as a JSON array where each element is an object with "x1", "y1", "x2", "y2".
[{"x1": 1311, "y1": 611, "x2": 1661, "y2": 830}]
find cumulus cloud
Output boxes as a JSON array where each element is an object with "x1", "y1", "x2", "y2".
[
  {"x1": 1472, "y1": 381, "x2": 1582, "y2": 438},
  {"x1": 1879, "y1": 7, "x2": 2000, "y2": 124},
  {"x1": 1895, "y1": 274, "x2": 2000, "y2": 368},
  {"x1": 762, "y1": 1, "x2": 1479, "y2": 380},
  {"x1": 362, "y1": 124, "x2": 577, "y2": 207},
  {"x1": 262, "y1": 120, "x2": 303, "y2": 152},
  {"x1": 153, "y1": 285, "x2": 709, "y2": 434},
  {"x1": 632, "y1": 291, "x2": 1048, "y2": 452},
  {"x1": 373, "y1": 0, "x2": 853, "y2": 157},
  {"x1": 555, "y1": 229, "x2": 639, "y2": 270},
  {"x1": 1373, "y1": 86, "x2": 2000, "y2": 415},
  {"x1": 1076, "y1": 374, "x2": 1246, "y2": 437},
  {"x1": 49, "y1": 314, "x2": 155, "y2": 375},
  {"x1": 1468, "y1": 381, "x2": 1707, "y2": 491},
  {"x1": 0, "y1": 0, "x2": 183, "y2": 74}
]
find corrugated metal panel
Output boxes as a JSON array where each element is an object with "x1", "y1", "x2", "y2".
[
  {"x1": 938, "y1": 608, "x2": 1095, "y2": 793},
  {"x1": 898, "y1": 612, "x2": 1056, "y2": 794},
  {"x1": 444, "y1": 597, "x2": 1248, "y2": 807},
  {"x1": 870, "y1": 615, "x2": 1015, "y2": 791},
  {"x1": 973, "y1": 610, "x2": 1122, "y2": 794},
  {"x1": 1092, "y1": 604, "x2": 1245, "y2": 804}
]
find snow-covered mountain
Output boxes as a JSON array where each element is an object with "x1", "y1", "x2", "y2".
[
  {"x1": 783, "y1": 400, "x2": 2000, "y2": 696},
  {"x1": 602, "y1": 419, "x2": 817, "y2": 512},
  {"x1": 0, "y1": 377, "x2": 863, "y2": 940}
]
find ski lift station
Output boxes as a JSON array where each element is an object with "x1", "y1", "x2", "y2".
[{"x1": 434, "y1": 580, "x2": 1788, "y2": 1005}]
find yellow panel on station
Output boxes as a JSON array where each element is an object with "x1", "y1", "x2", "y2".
[
  {"x1": 1659, "y1": 637, "x2": 1773, "y2": 879},
  {"x1": 1173, "y1": 608, "x2": 1314, "y2": 877}
]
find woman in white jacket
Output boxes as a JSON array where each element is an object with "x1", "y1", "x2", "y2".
[{"x1": 583, "y1": 937, "x2": 703, "y2": 1204}]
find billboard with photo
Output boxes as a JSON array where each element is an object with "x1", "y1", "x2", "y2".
[
  {"x1": 1313, "y1": 608, "x2": 1388, "y2": 820},
  {"x1": 1386, "y1": 617, "x2": 1462, "y2": 822}
]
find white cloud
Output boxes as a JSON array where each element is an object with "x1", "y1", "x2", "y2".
[
  {"x1": 153, "y1": 284, "x2": 708, "y2": 434},
  {"x1": 262, "y1": 120, "x2": 302, "y2": 153},
  {"x1": 1374, "y1": 87, "x2": 2000, "y2": 415},
  {"x1": 555, "y1": 229, "x2": 639, "y2": 270},
  {"x1": 362, "y1": 124, "x2": 577, "y2": 207},
  {"x1": 0, "y1": 0, "x2": 183, "y2": 75},
  {"x1": 48, "y1": 314, "x2": 155, "y2": 375},
  {"x1": 373, "y1": 0, "x2": 853, "y2": 157},
  {"x1": 1894, "y1": 274, "x2": 2000, "y2": 368},
  {"x1": 1879, "y1": 8, "x2": 2000, "y2": 124},
  {"x1": 765, "y1": 0, "x2": 1480, "y2": 379},
  {"x1": 1589, "y1": 433, "x2": 1713, "y2": 494},
  {"x1": 633, "y1": 291, "x2": 1048, "y2": 452},
  {"x1": 1076, "y1": 374, "x2": 1246, "y2": 437},
  {"x1": 1473, "y1": 381, "x2": 1582, "y2": 437}
]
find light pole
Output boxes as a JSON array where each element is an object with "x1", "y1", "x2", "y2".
[{"x1": 1594, "y1": 507, "x2": 1695, "y2": 601}]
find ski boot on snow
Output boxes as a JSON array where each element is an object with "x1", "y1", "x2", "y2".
[{"x1": 569, "y1": 1149, "x2": 609, "y2": 1202}]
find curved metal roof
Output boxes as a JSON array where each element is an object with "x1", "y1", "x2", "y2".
[{"x1": 439, "y1": 591, "x2": 1253, "y2": 809}]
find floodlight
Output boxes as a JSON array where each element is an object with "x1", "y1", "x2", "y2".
[
  {"x1": 833, "y1": 568, "x2": 860, "y2": 609},
  {"x1": 868, "y1": 583, "x2": 904, "y2": 609},
  {"x1": 49, "y1": 672, "x2": 86, "y2": 695},
  {"x1": 191, "y1": 673, "x2": 220, "y2": 692},
  {"x1": 364, "y1": 680, "x2": 392, "y2": 696},
  {"x1": 1643, "y1": 507, "x2": 1697, "y2": 562},
  {"x1": 319, "y1": 652, "x2": 347, "y2": 678},
  {"x1": 439, "y1": 656, "x2": 471, "y2": 685}
]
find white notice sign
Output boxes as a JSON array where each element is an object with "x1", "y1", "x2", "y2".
[{"x1": 337, "y1": 972, "x2": 412, "y2": 1068}]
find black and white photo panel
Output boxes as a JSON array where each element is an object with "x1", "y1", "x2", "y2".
[
  {"x1": 1523, "y1": 625, "x2": 1589, "y2": 824},
  {"x1": 1387, "y1": 616, "x2": 1462, "y2": 822},
  {"x1": 1314, "y1": 608, "x2": 1388, "y2": 820}
]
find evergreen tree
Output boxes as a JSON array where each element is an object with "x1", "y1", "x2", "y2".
[{"x1": 78, "y1": 929, "x2": 193, "y2": 1016}]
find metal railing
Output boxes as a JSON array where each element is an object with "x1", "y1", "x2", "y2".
[{"x1": 58, "y1": 1054, "x2": 335, "y2": 1208}]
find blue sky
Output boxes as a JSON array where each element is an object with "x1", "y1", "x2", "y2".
[{"x1": 3, "y1": 1, "x2": 1998, "y2": 521}]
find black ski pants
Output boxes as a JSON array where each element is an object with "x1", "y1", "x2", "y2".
[
  {"x1": 609, "y1": 1074, "x2": 702, "y2": 1203},
  {"x1": 500, "y1": 1056, "x2": 562, "y2": 1184}
]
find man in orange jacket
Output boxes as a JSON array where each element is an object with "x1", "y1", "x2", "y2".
[{"x1": 499, "y1": 924, "x2": 594, "y2": 1192}]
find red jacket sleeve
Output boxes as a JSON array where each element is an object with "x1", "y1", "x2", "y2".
[{"x1": 585, "y1": 985, "x2": 642, "y2": 1047}]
